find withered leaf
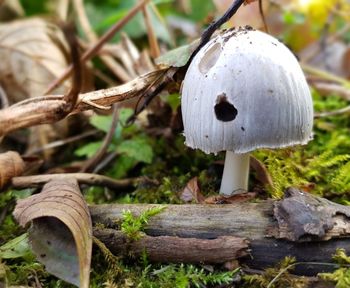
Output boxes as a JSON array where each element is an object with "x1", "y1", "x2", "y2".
[
  {"x1": 13, "y1": 178, "x2": 92, "y2": 288},
  {"x1": 0, "y1": 18, "x2": 70, "y2": 103},
  {"x1": 179, "y1": 177, "x2": 205, "y2": 203},
  {"x1": 249, "y1": 155, "x2": 273, "y2": 188},
  {"x1": 0, "y1": 151, "x2": 24, "y2": 191},
  {"x1": 0, "y1": 18, "x2": 74, "y2": 156},
  {"x1": 204, "y1": 192, "x2": 256, "y2": 204}
]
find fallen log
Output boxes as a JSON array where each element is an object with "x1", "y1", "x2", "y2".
[
  {"x1": 94, "y1": 229, "x2": 248, "y2": 263},
  {"x1": 90, "y1": 188, "x2": 350, "y2": 275}
]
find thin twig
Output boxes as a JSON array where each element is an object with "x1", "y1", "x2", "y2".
[
  {"x1": 193, "y1": 0, "x2": 245, "y2": 59},
  {"x1": 93, "y1": 152, "x2": 117, "y2": 174},
  {"x1": 25, "y1": 130, "x2": 98, "y2": 156},
  {"x1": 45, "y1": 0, "x2": 150, "y2": 94},
  {"x1": 142, "y1": 2, "x2": 160, "y2": 58},
  {"x1": 149, "y1": 2, "x2": 175, "y2": 47},
  {"x1": 302, "y1": 64, "x2": 350, "y2": 87},
  {"x1": 311, "y1": 82, "x2": 350, "y2": 101},
  {"x1": 318, "y1": 3, "x2": 336, "y2": 66},
  {"x1": 81, "y1": 105, "x2": 119, "y2": 172},
  {"x1": 314, "y1": 105, "x2": 350, "y2": 118},
  {"x1": 267, "y1": 261, "x2": 346, "y2": 288},
  {"x1": 258, "y1": 0, "x2": 268, "y2": 32},
  {"x1": 11, "y1": 173, "x2": 139, "y2": 190},
  {"x1": 92, "y1": 68, "x2": 118, "y2": 87},
  {"x1": 130, "y1": 68, "x2": 174, "y2": 121},
  {"x1": 57, "y1": 0, "x2": 69, "y2": 21},
  {"x1": 73, "y1": 0, "x2": 131, "y2": 82},
  {"x1": 62, "y1": 24, "x2": 82, "y2": 111}
]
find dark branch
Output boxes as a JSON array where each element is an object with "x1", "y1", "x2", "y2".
[
  {"x1": 130, "y1": 0, "x2": 245, "y2": 121},
  {"x1": 62, "y1": 24, "x2": 82, "y2": 112},
  {"x1": 191, "y1": 0, "x2": 245, "y2": 60}
]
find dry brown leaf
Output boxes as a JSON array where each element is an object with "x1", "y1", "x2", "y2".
[
  {"x1": 179, "y1": 177, "x2": 205, "y2": 203},
  {"x1": 103, "y1": 33, "x2": 155, "y2": 79},
  {"x1": 249, "y1": 155, "x2": 274, "y2": 188},
  {"x1": 0, "y1": 18, "x2": 70, "y2": 103},
  {"x1": 0, "y1": 151, "x2": 24, "y2": 191},
  {"x1": 204, "y1": 192, "x2": 256, "y2": 204},
  {"x1": 13, "y1": 178, "x2": 92, "y2": 288},
  {"x1": 0, "y1": 18, "x2": 75, "y2": 156}
]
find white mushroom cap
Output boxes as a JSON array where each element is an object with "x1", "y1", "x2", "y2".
[{"x1": 181, "y1": 27, "x2": 313, "y2": 154}]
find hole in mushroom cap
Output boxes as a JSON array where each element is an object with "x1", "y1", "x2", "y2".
[
  {"x1": 214, "y1": 94, "x2": 237, "y2": 122},
  {"x1": 198, "y1": 42, "x2": 221, "y2": 74}
]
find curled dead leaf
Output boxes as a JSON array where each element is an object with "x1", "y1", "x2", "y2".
[
  {"x1": 179, "y1": 177, "x2": 205, "y2": 203},
  {"x1": 0, "y1": 151, "x2": 24, "y2": 191},
  {"x1": 13, "y1": 178, "x2": 92, "y2": 288},
  {"x1": 249, "y1": 155, "x2": 274, "y2": 188}
]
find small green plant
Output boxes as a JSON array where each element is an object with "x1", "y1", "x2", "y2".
[
  {"x1": 121, "y1": 206, "x2": 166, "y2": 240},
  {"x1": 138, "y1": 264, "x2": 239, "y2": 288},
  {"x1": 319, "y1": 249, "x2": 350, "y2": 288},
  {"x1": 75, "y1": 108, "x2": 154, "y2": 179},
  {"x1": 243, "y1": 256, "x2": 308, "y2": 288}
]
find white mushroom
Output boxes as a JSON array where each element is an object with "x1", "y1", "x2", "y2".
[{"x1": 181, "y1": 27, "x2": 313, "y2": 196}]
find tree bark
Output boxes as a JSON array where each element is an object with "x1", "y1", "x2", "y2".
[
  {"x1": 90, "y1": 188, "x2": 350, "y2": 275},
  {"x1": 93, "y1": 229, "x2": 248, "y2": 263}
]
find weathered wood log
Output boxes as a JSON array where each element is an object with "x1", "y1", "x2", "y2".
[
  {"x1": 94, "y1": 229, "x2": 248, "y2": 263},
  {"x1": 90, "y1": 188, "x2": 350, "y2": 275}
]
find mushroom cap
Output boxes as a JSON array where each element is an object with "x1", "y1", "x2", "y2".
[{"x1": 181, "y1": 27, "x2": 313, "y2": 154}]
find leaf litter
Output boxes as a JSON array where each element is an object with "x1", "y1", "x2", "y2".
[{"x1": 0, "y1": 0, "x2": 350, "y2": 287}]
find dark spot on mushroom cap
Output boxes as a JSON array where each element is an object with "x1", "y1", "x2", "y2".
[
  {"x1": 214, "y1": 94, "x2": 237, "y2": 122},
  {"x1": 241, "y1": 127, "x2": 245, "y2": 131}
]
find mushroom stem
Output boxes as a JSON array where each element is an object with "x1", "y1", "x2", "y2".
[{"x1": 219, "y1": 151, "x2": 249, "y2": 195}]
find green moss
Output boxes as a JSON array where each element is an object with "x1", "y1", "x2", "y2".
[
  {"x1": 243, "y1": 257, "x2": 308, "y2": 288},
  {"x1": 121, "y1": 206, "x2": 166, "y2": 240},
  {"x1": 254, "y1": 92, "x2": 350, "y2": 199},
  {"x1": 319, "y1": 249, "x2": 350, "y2": 288}
]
